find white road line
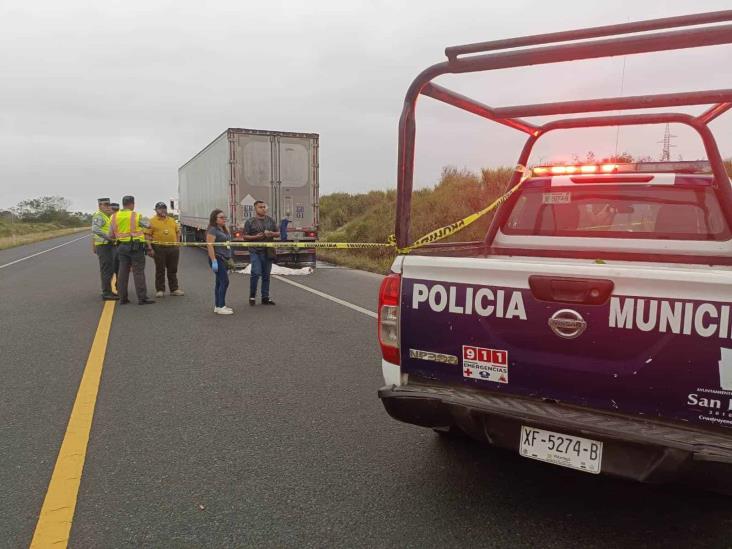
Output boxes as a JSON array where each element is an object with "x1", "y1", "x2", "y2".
[
  {"x1": 0, "y1": 234, "x2": 89, "y2": 270},
  {"x1": 273, "y1": 276, "x2": 377, "y2": 318}
]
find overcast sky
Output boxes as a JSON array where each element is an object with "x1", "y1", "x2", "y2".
[{"x1": 1, "y1": 0, "x2": 731, "y2": 213}]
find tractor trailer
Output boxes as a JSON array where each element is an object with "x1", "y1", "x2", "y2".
[{"x1": 178, "y1": 128, "x2": 319, "y2": 267}]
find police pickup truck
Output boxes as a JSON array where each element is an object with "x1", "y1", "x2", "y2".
[{"x1": 377, "y1": 13, "x2": 732, "y2": 492}]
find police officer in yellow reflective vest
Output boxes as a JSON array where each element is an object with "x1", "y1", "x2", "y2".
[
  {"x1": 108, "y1": 195, "x2": 155, "y2": 305},
  {"x1": 91, "y1": 197, "x2": 118, "y2": 301},
  {"x1": 110, "y1": 202, "x2": 120, "y2": 278}
]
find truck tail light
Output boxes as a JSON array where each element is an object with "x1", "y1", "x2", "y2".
[
  {"x1": 378, "y1": 273, "x2": 401, "y2": 365},
  {"x1": 304, "y1": 231, "x2": 317, "y2": 237}
]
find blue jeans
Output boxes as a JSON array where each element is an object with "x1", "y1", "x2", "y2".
[
  {"x1": 209, "y1": 257, "x2": 229, "y2": 308},
  {"x1": 249, "y1": 252, "x2": 272, "y2": 299}
]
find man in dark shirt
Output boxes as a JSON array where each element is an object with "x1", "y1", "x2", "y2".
[{"x1": 243, "y1": 200, "x2": 279, "y2": 305}]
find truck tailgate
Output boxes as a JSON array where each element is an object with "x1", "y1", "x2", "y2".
[{"x1": 399, "y1": 255, "x2": 732, "y2": 431}]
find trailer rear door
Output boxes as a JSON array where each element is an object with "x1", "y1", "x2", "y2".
[
  {"x1": 277, "y1": 135, "x2": 317, "y2": 232},
  {"x1": 233, "y1": 131, "x2": 317, "y2": 233},
  {"x1": 234, "y1": 131, "x2": 274, "y2": 226}
]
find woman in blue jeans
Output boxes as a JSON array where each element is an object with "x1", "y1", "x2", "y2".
[{"x1": 206, "y1": 209, "x2": 233, "y2": 315}]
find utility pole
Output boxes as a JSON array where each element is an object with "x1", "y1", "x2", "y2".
[{"x1": 658, "y1": 124, "x2": 676, "y2": 161}]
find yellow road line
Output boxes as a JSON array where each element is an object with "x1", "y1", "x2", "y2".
[{"x1": 30, "y1": 300, "x2": 116, "y2": 548}]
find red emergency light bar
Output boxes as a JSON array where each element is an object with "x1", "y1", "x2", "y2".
[
  {"x1": 533, "y1": 164, "x2": 619, "y2": 175},
  {"x1": 532, "y1": 161, "x2": 713, "y2": 177}
]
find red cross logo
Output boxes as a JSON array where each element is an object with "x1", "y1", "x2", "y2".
[{"x1": 464, "y1": 368, "x2": 473, "y2": 376}]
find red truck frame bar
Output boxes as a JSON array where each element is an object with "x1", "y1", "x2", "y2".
[{"x1": 395, "y1": 11, "x2": 732, "y2": 248}]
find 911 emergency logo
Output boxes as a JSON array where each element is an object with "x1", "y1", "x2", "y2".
[{"x1": 462, "y1": 345, "x2": 508, "y2": 383}]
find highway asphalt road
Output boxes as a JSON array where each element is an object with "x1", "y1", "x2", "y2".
[{"x1": 2, "y1": 233, "x2": 732, "y2": 548}]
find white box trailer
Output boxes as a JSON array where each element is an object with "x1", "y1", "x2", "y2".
[{"x1": 178, "y1": 128, "x2": 319, "y2": 266}]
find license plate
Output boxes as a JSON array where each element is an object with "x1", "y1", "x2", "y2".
[{"x1": 519, "y1": 426, "x2": 603, "y2": 474}]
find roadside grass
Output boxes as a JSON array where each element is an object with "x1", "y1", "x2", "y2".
[
  {"x1": 318, "y1": 166, "x2": 512, "y2": 273},
  {"x1": 0, "y1": 223, "x2": 87, "y2": 250},
  {"x1": 317, "y1": 249, "x2": 394, "y2": 274}
]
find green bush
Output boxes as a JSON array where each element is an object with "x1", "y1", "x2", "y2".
[{"x1": 319, "y1": 166, "x2": 513, "y2": 272}]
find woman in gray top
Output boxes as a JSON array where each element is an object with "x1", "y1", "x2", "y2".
[{"x1": 206, "y1": 209, "x2": 233, "y2": 315}]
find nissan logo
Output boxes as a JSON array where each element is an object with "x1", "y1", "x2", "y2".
[{"x1": 548, "y1": 309, "x2": 587, "y2": 339}]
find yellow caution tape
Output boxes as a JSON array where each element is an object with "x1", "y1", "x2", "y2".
[
  {"x1": 148, "y1": 241, "x2": 392, "y2": 249},
  {"x1": 147, "y1": 165, "x2": 531, "y2": 254},
  {"x1": 393, "y1": 165, "x2": 532, "y2": 253}
]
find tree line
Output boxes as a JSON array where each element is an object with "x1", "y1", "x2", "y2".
[{"x1": 0, "y1": 196, "x2": 92, "y2": 227}]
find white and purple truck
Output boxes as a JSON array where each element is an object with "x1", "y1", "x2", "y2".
[{"x1": 378, "y1": 12, "x2": 732, "y2": 492}]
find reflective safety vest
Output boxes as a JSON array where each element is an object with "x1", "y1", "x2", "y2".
[
  {"x1": 92, "y1": 210, "x2": 111, "y2": 246},
  {"x1": 110, "y1": 210, "x2": 146, "y2": 243}
]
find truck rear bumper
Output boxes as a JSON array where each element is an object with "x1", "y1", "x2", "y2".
[
  {"x1": 232, "y1": 248, "x2": 316, "y2": 268},
  {"x1": 379, "y1": 382, "x2": 732, "y2": 492}
]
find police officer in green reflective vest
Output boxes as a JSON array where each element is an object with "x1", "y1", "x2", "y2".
[
  {"x1": 108, "y1": 195, "x2": 155, "y2": 305},
  {"x1": 91, "y1": 197, "x2": 119, "y2": 301}
]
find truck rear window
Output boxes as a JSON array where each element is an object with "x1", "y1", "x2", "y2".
[{"x1": 503, "y1": 182, "x2": 730, "y2": 240}]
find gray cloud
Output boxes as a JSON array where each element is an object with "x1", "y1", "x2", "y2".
[{"x1": 1, "y1": 0, "x2": 731, "y2": 213}]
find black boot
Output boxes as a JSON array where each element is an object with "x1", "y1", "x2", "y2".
[{"x1": 262, "y1": 297, "x2": 275, "y2": 305}]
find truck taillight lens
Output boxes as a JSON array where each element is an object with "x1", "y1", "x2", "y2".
[{"x1": 378, "y1": 273, "x2": 401, "y2": 365}]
